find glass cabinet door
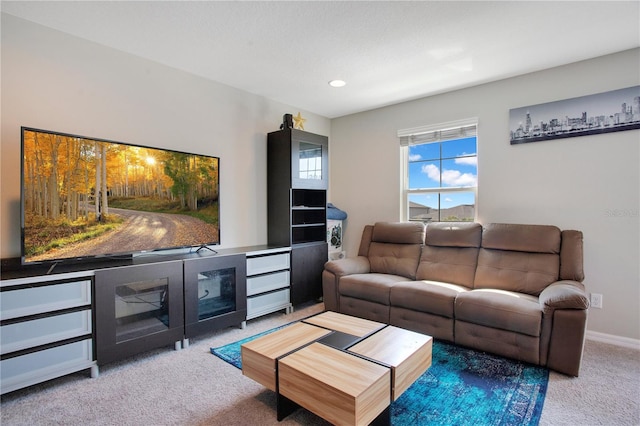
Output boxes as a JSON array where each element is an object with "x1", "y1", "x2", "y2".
[
  {"x1": 297, "y1": 142, "x2": 323, "y2": 181},
  {"x1": 291, "y1": 130, "x2": 328, "y2": 190},
  {"x1": 184, "y1": 253, "x2": 247, "y2": 338},
  {"x1": 114, "y1": 278, "x2": 169, "y2": 343},
  {"x1": 94, "y1": 260, "x2": 184, "y2": 365},
  {"x1": 195, "y1": 267, "x2": 236, "y2": 321}
]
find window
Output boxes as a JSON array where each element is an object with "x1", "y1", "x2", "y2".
[{"x1": 399, "y1": 119, "x2": 477, "y2": 223}]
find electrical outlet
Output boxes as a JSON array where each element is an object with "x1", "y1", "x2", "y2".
[{"x1": 590, "y1": 293, "x2": 603, "y2": 309}]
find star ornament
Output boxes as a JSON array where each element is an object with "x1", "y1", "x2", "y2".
[{"x1": 293, "y1": 112, "x2": 306, "y2": 130}]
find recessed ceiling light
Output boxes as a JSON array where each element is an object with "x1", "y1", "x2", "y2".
[{"x1": 329, "y1": 80, "x2": 346, "y2": 88}]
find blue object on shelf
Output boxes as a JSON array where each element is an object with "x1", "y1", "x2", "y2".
[{"x1": 327, "y1": 203, "x2": 347, "y2": 220}]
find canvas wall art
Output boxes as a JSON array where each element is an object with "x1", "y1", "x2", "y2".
[{"x1": 509, "y1": 86, "x2": 640, "y2": 144}]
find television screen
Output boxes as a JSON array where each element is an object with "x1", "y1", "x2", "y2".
[{"x1": 21, "y1": 127, "x2": 220, "y2": 264}]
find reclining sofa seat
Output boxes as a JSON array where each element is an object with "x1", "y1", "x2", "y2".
[
  {"x1": 322, "y1": 221, "x2": 590, "y2": 376},
  {"x1": 390, "y1": 222, "x2": 483, "y2": 342},
  {"x1": 331, "y1": 221, "x2": 425, "y2": 323},
  {"x1": 455, "y1": 223, "x2": 588, "y2": 375}
]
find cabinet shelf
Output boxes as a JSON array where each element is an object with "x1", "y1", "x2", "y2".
[{"x1": 292, "y1": 226, "x2": 326, "y2": 245}]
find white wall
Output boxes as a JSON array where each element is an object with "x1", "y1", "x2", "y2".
[
  {"x1": 330, "y1": 49, "x2": 640, "y2": 340},
  {"x1": 0, "y1": 14, "x2": 330, "y2": 257}
]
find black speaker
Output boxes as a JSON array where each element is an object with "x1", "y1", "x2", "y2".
[{"x1": 280, "y1": 113, "x2": 293, "y2": 130}]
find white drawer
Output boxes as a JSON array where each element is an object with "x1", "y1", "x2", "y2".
[
  {"x1": 247, "y1": 289, "x2": 290, "y2": 320},
  {"x1": 247, "y1": 271, "x2": 289, "y2": 296},
  {"x1": 1, "y1": 280, "x2": 92, "y2": 321},
  {"x1": 1, "y1": 310, "x2": 92, "y2": 355},
  {"x1": 0, "y1": 338, "x2": 94, "y2": 394},
  {"x1": 246, "y1": 253, "x2": 290, "y2": 276}
]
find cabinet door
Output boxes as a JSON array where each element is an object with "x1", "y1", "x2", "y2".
[
  {"x1": 94, "y1": 261, "x2": 184, "y2": 365},
  {"x1": 290, "y1": 243, "x2": 328, "y2": 305},
  {"x1": 291, "y1": 129, "x2": 328, "y2": 190},
  {"x1": 183, "y1": 254, "x2": 246, "y2": 338}
]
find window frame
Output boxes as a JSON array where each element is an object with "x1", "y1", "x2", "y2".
[{"x1": 398, "y1": 118, "x2": 478, "y2": 223}]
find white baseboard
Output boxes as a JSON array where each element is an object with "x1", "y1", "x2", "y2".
[{"x1": 586, "y1": 330, "x2": 640, "y2": 350}]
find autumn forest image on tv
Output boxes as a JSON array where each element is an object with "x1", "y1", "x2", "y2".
[{"x1": 22, "y1": 129, "x2": 220, "y2": 263}]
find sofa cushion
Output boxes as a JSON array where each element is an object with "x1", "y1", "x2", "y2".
[
  {"x1": 371, "y1": 221, "x2": 425, "y2": 244},
  {"x1": 416, "y1": 222, "x2": 481, "y2": 286},
  {"x1": 474, "y1": 249, "x2": 559, "y2": 296},
  {"x1": 425, "y1": 222, "x2": 482, "y2": 248},
  {"x1": 390, "y1": 280, "x2": 469, "y2": 318},
  {"x1": 416, "y1": 246, "x2": 479, "y2": 287},
  {"x1": 481, "y1": 223, "x2": 561, "y2": 253},
  {"x1": 369, "y1": 242, "x2": 422, "y2": 279},
  {"x1": 367, "y1": 222, "x2": 425, "y2": 279},
  {"x1": 339, "y1": 273, "x2": 404, "y2": 305},
  {"x1": 455, "y1": 289, "x2": 542, "y2": 337}
]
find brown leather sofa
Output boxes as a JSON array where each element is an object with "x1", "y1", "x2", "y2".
[{"x1": 322, "y1": 221, "x2": 590, "y2": 376}]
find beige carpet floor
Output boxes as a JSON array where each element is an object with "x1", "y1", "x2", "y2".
[{"x1": 1, "y1": 302, "x2": 638, "y2": 425}]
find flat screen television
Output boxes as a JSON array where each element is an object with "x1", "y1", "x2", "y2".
[{"x1": 20, "y1": 127, "x2": 220, "y2": 265}]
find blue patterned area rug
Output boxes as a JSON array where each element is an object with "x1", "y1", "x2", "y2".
[{"x1": 211, "y1": 326, "x2": 548, "y2": 426}]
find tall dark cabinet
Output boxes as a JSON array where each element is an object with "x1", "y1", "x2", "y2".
[{"x1": 267, "y1": 128, "x2": 328, "y2": 305}]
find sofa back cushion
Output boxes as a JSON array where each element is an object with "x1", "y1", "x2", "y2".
[
  {"x1": 368, "y1": 222, "x2": 425, "y2": 280},
  {"x1": 371, "y1": 221, "x2": 425, "y2": 244},
  {"x1": 474, "y1": 223, "x2": 561, "y2": 296},
  {"x1": 416, "y1": 222, "x2": 482, "y2": 287}
]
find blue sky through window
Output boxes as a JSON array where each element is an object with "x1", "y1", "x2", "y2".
[{"x1": 408, "y1": 136, "x2": 477, "y2": 207}]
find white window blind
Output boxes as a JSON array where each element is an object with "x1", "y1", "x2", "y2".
[{"x1": 398, "y1": 118, "x2": 478, "y2": 146}]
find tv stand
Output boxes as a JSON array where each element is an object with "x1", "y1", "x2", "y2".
[
  {"x1": 45, "y1": 261, "x2": 60, "y2": 275},
  {"x1": 195, "y1": 245, "x2": 218, "y2": 254},
  {"x1": 0, "y1": 244, "x2": 292, "y2": 395}
]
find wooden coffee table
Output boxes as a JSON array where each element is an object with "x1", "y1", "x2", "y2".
[{"x1": 241, "y1": 311, "x2": 432, "y2": 425}]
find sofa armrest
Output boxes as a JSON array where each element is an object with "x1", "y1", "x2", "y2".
[
  {"x1": 322, "y1": 256, "x2": 371, "y2": 311},
  {"x1": 540, "y1": 280, "x2": 590, "y2": 376},
  {"x1": 539, "y1": 280, "x2": 590, "y2": 312},
  {"x1": 324, "y1": 256, "x2": 371, "y2": 276}
]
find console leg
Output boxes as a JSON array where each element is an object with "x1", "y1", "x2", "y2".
[
  {"x1": 182, "y1": 338, "x2": 190, "y2": 349},
  {"x1": 174, "y1": 341, "x2": 181, "y2": 351},
  {"x1": 240, "y1": 321, "x2": 247, "y2": 330},
  {"x1": 90, "y1": 365, "x2": 99, "y2": 379}
]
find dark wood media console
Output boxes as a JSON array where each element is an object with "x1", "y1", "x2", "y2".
[{"x1": 0, "y1": 245, "x2": 286, "y2": 394}]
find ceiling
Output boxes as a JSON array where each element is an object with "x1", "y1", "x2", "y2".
[{"x1": 2, "y1": 1, "x2": 639, "y2": 118}]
